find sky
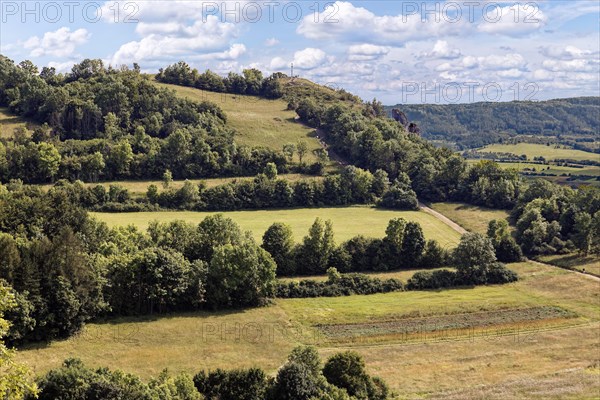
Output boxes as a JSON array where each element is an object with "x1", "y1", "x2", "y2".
[{"x1": 1, "y1": 1, "x2": 599, "y2": 104}]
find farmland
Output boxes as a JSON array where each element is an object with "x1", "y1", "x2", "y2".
[
  {"x1": 17, "y1": 261, "x2": 600, "y2": 398},
  {"x1": 477, "y1": 143, "x2": 599, "y2": 162},
  {"x1": 91, "y1": 206, "x2": 462, "y2": 246}
]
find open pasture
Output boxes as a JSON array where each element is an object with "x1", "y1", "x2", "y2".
[
  {"x1": 17, "y1": 261, "x2": 600, "y2": 398},
  {"x1": 91, "y1": 206, "x2": 463, "y2": 246}
]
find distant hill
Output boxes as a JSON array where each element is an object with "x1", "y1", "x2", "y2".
[{"x1": 385, "y1": 97, "x2": 600, "y2": 150}]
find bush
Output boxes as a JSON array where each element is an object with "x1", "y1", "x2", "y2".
[
  {"x1": 194, "y1": 368, "x2": 269, "y2": 400},
  {"x1": 276, "y1": 272, "x2": 403, "y2": 298}
]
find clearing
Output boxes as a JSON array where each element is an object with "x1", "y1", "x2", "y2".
[{"x1": 477, "y1": 143, "x2": 599, "y2": 162}]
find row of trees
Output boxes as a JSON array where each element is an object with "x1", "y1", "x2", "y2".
[
  {"x1": 156, "y1": 61, "x2": 285, "y2": 99},
  {"x1": 30, "y1": 346, "x2": 389, "y2": 400}
]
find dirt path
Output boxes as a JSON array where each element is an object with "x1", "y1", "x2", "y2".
[
  {"x1": 418, "y1": 202, "x2": 467, "y2": 235},
  {"x1": 420, "y1": 202, "x2": 600, "y2": 282}
]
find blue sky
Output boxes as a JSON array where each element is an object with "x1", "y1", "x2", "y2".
[{"x1": 1, "y1": 1, "x2": 599, "y2": 104}]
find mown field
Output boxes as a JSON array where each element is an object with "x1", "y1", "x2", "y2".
[
  {"x1": 472, "y1": 161, "x2": 600, "y2": 176},
  {"x1": 429, "y1": 202, "x2": 511, "y2": 234},
  {"x1": 537, "y1": 254, "x2": 600, "y2": 277},
  {"x1": 17, "y1": 261, "x2": 600, "y2": 398},
  {"x1": 154, "y1": 81, "x2": 325, "y2": 163},
  {"x1": 91, "y1": 206, "x2": 462, "y2": 247},
  {"x1": 478, "y1": 143, "x2": 599, "y2": 162}
]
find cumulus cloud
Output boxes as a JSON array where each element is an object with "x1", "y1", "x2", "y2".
[
  {"x1": 24, "y1": 27, "x2": 89, "y2": 57},
  {"x1": 347, "y1": 44, "x2": 390, "y2": 61},
  {"x1": 110, "y1": 16, "x2": 238, "y2": 65},
  {"x1": 461, "y1": 54, "x2": 527, "y2": 71},
  {"x1": 265, "y1": 38, "x2": 280, "y2": 47},
  {"x1": 539, "y1": 45, "x2": 597, "y2": 60},
  {"x1": 297, "y1": 1, "x2": 467, "y2": 45},
  {"x1": 269, "y1": 48, "x2": 330, "y2": 71},
  {"x1": 478, "y1": 3, "x2": 546, "y2": 36},
  {"x1": 420, "y1": 40, "x2": 461, "y2": 59}
]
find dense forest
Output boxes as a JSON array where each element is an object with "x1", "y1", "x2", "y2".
[{"x1": 385, "y1": 98, "x2": 600, "y2": 149}]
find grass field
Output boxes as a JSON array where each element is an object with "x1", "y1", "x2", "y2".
[
  {"x1": 40, "y1": 174, "x2": 321, "y2": 196},
  {"x1": 154, "y1": 81, "x2": 325, "y2": 164},
  {"x1": 17, "y1": 261, "x2": 600, "y2": 398},
  {"x1": 477, "y1": 161, "x2": 600, "y2": 176},
  {"x1": 537, "y1": 253, "x2": 600, "y2": 277},
  {"x1": 91, "y1": 206, "x2": 462, "y2": 247},
  {"x1": 429, "y1": 202, "x2": 511, "y2": 234},
  {"x1": 478, "y1": 143, "x2": 599, "y2": 162},
  {"x1": 0, "y1": 107, "x2": 36, "y2": 138}
]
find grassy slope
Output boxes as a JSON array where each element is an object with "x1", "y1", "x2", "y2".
[
  {"x1": 537, "y1": 254, "x2": 600, "y2": 277},
  {"x1": 154, "y1": 81, "x2": 324, "y2": 163},
  {"x1": 0, "y1": 107, "x2": 37, "y2": 138},
  {"x1": 429, "y1": 202, "x2": 511, "y2": 234},
  {"x1": 91, "y1": 206, "x2": 462, "y2": 247},
  {"x1": 17, "y1": 262, "x2": 600, "y2": 398},
  {"x1": 479, "y1": 143, "x2": 599, "y2": 162}
]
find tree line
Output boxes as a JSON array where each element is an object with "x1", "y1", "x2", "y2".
[
  {"x1": 156, "y1": 61, "x2": 285, "y2": 99},
  {"x1": 23, "y1": 345, "x2": 389, "y2": 400}
]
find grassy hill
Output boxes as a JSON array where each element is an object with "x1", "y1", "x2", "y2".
[
  {"x1": 91, "y1": 206, "x2": 462, "y2": 247},
  {"x1": 17, "y1": 261, "x2": 600, "y2": 398},
  {"x1": 154, "y1": 81, "x2": 324, "y2": 163}
]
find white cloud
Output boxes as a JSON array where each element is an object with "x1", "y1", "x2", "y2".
[
  {"x1": 542, "y1": 59, "x2": 598, "y2": 73},
  {"x1": 24, "y1": 27, "x2": 89, "y2": 57},
  {"x1": 270, "y1": 57, "x2": 287, "y2": 70},
  {"x1": 293, "y1": 48, "x2": 329, "y2": 70},
  {"x1": 47, "y1": 60, "x2": 76, "y2": 73},
  {"x1": 478, "y1": 3, "x2": 546, "y2": 36},
  {"x1": 347, "y1": 44, "x2": 389, "y2": 61},
  {"x1": 297, "y1": 1, "x2": 467, "y2": 45},
  {"x1": 110, "y1": 15, "x2": 238, "y2": 65},
  {"x1": 461, "y1": 54, "x2": 527, "y2": 70},
  {"x1": 265, "y1": 38, "x2": 279, "y2": 47},
  {"x1": 539, "y1": 45, "x2": 597, "y2": 60},
  {"x1": 420, "y1": 40, "x2": 462, "y2": 59}
]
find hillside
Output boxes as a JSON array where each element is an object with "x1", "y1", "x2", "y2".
[
  {"x1": 153, "y1": 80, "x2": 324, "y2": 163},
  {"x1": 385, "y1": 97, "x2": 600, "y2": 150}
]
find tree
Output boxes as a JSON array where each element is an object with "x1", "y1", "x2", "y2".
[
  {"x1": 487, "y1": 219, "x2": 522, "y2": 262},
  {"x1": 296, "y1": 140, "x2": 308, "y2": 164},
  {"x1": 263, "y1": 162, "x2": 278, "y2": 180},
  {"x1": 0, "y1": 281, "x2": 38, "y2": 399},
  {"x1": 453, "y1": 233, "x2": 497, "y2": 283},
  {"x1": 36, "y1": 142, "x2": 61, "y2": 181},
  {"x1": 283, "y1": 143, "x2": 296, "y2": 162},
  {"x1": 162, "y1": 169, "x2": 173, "y2": 189},
  {"x1": 262, "y1": 223, "x2": 295, "y2": 276},
  {"x1": 323, "y1": 351, "x2": 371, "y2": 398},
  {"x1": 296, "y1": 218, "x2": 335, "y2": 275},
  {"x1": 206, "y1": 239, "x2": 276, "y2": 308},
  {"x1": 129, "y1": 247, "x2": 192, "y2": 314},
  {"x1": 272, "y1": 362, "x2": 321, "y2": 400},
  {"x1": 401, "y1": 222, "x2": 426, "y2": 265},
  {"x1": 377, "y1": 218, "x2": 407, "y2": 270},
  {"x1": 573, "y1": 212, "x2": 593, "y2": 254},
  {"x1": 107, "y1": 140, "x2": 133, "y2": 177},
  {"x1": 103, "y1": 112, "x2": 121, "y2": 139}
]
